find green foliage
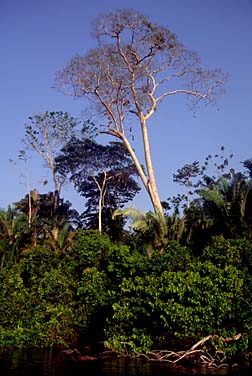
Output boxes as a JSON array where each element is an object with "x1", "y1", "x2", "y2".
[
  {"x1": 104, "y1": 239, "x2": 250, "y2": 355},
  {"x1": 202, "y1": 236, "x2": 252, "y2": 270},
  {"x1": 0, "y1": 246, "x2": 78, "y2": 347},
  {"x1": 67, "y1": 229, "x2": 113, "y2": 276},
  {"x1": 151, "y1": 242, "x2": 193, "y2": 272},
  {"x1": 0, "y1": 223, "x2": 251, "y2": 361}
]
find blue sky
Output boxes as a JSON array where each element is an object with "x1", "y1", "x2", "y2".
[{"x1": 1, "y1": 0, "x2": 252, "y2": 213}]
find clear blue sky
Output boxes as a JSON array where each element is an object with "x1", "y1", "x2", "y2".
[{"x1": 1, "y1": 0, "x2": 252, "y2": 213}]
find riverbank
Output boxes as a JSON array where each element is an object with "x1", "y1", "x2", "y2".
[
  {"x1": 61, "y1": 338, "x2": 252, "y2": 374},
  {"x1": 1, "y1": 348, "x2": 252, "y2": 376}
]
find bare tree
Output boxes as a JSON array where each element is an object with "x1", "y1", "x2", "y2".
[
  {"x1": 22, "y1": 111, "x2": 80, "y2": 197},
  {"x1": 55, "y1": 9, "x2": 227, "y2": 217}
]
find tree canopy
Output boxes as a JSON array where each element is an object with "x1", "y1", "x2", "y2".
[
  {"x1": 56, "y1": 8, "x2": 227, "y2": 217},
  {"x1": 22, "y1": 111, "x2": 83, "y2": 195},
  {"x1": 56, "y1": 137, "x2": 140, "y2": 233}
]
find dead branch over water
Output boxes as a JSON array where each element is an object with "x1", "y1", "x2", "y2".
[{"x1": 135, "y1": 334, "x2": 242, "y2": 369}]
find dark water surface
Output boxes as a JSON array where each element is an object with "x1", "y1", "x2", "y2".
[{"x1": 0, "y1": 349, "x2": 251, "y2": 376}]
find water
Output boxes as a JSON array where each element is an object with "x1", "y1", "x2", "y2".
[{"x1": 0, "y1": 349, "x2": 251, "y2": 376}]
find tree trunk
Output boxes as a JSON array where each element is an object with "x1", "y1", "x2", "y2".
[
  {"x1": 141, "y1": 118, "x2": 164, "y2": 216},
  {"x1": 98, "y1": 192, "x2": 102, "y2": 233},
  {"x1": 121, "y1": 132, "x2": 164, "y2": 216},
  {"x1": 92, "y1": 173, "x2": 108, "y2": 233}
]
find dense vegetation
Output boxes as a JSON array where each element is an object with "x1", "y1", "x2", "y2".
[{"x1": 1, "y1": 149, "x2": 252, "y2": 364}]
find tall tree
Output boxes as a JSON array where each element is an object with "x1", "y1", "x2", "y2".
[
  {"x1": 55, "y1": 8, "x2": 226, "y2": 217},
  {"x1": 56, "y1": 137, "x2": 140, "y2": 233},
  {"x1": 22, "y1": 111, "x2": 82, "y2": 196}
]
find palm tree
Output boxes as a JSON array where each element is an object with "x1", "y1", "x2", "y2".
[
  {"x1": 44, "y1": 223, "x2": 75, "y2": 253},
  {"x1": 113, "y1": 207, "x2": 168, "y2": 256},
  {"x1": 196, "y1": 173, "x2": 252, "y2": 238},
  {"x1": 0, "y1": 207, "x2": 31, "y2": 268}
]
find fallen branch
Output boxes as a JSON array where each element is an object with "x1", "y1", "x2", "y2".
[
  {"x1": 190, "y1": 333, "x2": 242, "y2": 351},
  {"x1": 141, "y1": 333, "x2": 243, "y2": 368}
]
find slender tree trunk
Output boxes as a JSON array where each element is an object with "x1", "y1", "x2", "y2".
[
  {"x1": 98, "y1": 192, "x2": 103, "y2": 233},
  {"x1": 141, "y1": 118, "x2": 164, "y2": 216},
  {"x1": 92, "y1": 172, "x2": 109, "y2": 233},
  {"x1": 23, "y1": 160, "x2": 32, "y2": 228}
]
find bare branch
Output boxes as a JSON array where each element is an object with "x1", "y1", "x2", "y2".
[{"x1": 55, "y1": 8, "x2": 227, "y2": 215}]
